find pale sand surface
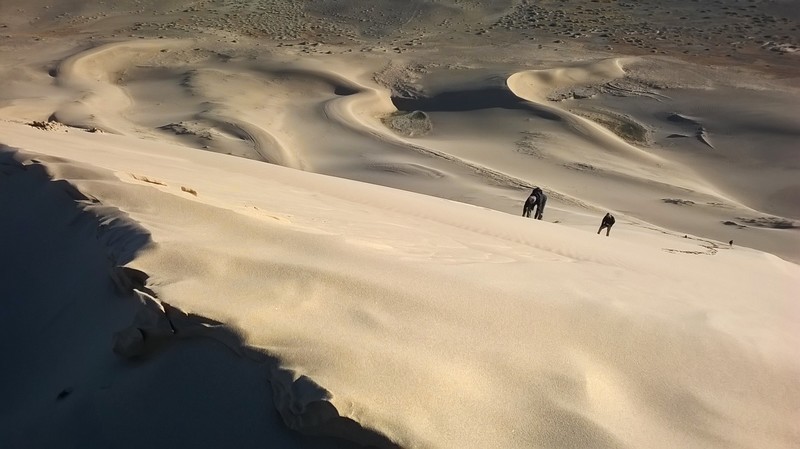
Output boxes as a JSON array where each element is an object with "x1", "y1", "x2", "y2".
[{"x1": 1, "y1": 1, "x2": 799, "y2": 448}]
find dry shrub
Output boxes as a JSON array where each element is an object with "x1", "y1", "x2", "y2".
[{"x1": 130, "y1": 174, "x2": 167, "y2": 186}]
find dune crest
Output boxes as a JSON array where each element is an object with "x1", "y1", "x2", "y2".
[
  {"x1": 2, "y1": 125, "x2": 798, "y2": 448},
  {"x1": 506, "y1": 60, "x2": 724, "y2": 197},
  {"x1": 507, "y1": 58, "x2": 629, "y2": 102},
  {"x1": 1, "y1": 1, "x2": 799, "y2": 447},
  {"x1": 0, "y1": 146, "x2": 405, "y2": 448}
]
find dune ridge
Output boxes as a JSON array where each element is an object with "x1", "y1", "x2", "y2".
[
  {"x1": 1, "y1": 1, "x2": 798, "y2": 448},
  {"x1": 0, "y1": 145, "x2": 405, "y2": 448},
  {"x1": 4, "y1": 37, "x2": 797, "y2": 261},
  {"x1": 1, "y1": 124, "x2": 798, "y2": 448}
]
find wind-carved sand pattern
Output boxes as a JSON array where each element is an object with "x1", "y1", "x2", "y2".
[
  {"x1": 2, "y1": 1, "x2": 800, "y2": 446},
  {"x1": 599, "y1": 78, "x2": 671, "y2": 102},
  {"x1": 508, "y1": 59, "x2": 659, "y2": 160},
  {"x1": 60, "y1": 43, "x2": 307, "y2": 167},
  {"x1": 505, "y1": 59, "x2": 715, "y2": 189},
  {"x1": 43, "y1": 41, "x2": 777, "y2": 241},
  {"x1": 666, "y1": 113, "x2": 714, "y2": 149},
  {"x1": 49, "y1": 40, "x2": 572, "y2": 206},
  {"x1": 51, "y1": 42, "x2": 384, "y2": 170},
  {"x1": 77, "y1": 45, "x2": 789, "y2": 259},
  {"x1": 635, "y1": 223, "x2": 722, "y2": 256},
  {"x1": 51, "y1": 40, "x2": 196, "y2": 134},
  {"x1": 362, "y1": 58, "x2": 721, "y2": 215},
  {"x1": 546, "y1": 76, "x2": 670, "y2": 103},
  {"x1": 515, "y1": 131, "x2": 549, "y2": 158},
  {"x1": 663, "y1": 240, "x2": 720, "y2": 256}
]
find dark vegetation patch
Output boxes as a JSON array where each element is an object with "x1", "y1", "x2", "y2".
[{"x1": 662, "y1": 198, "x2": 695, "y2": 206}]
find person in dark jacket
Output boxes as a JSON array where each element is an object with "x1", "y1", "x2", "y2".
[
  {"x1": 534, "y1": 189, "x2": 547, "y2": 220},
  {"x1": 522, "y1": 188, "x2": 541, "y2": 218},
  {"x1": 597, "y1": 212, "x2": 615, "y2": 236}
]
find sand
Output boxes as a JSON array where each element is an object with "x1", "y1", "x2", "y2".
[{"x1": 1, "y1": 1, "x2": 798, "y2": 448}]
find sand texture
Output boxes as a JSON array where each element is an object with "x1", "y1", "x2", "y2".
[{"x1": 1, "y1": 1, "x2": 798, "y2": 448}]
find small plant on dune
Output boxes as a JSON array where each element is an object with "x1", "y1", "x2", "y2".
[
  {"x1": 382, "y1": 110, "x2": 432, "y2": 137},
  {"x1": 28, "y1": 120, "x2": 62, "y2": 131},
  {"x1": 181, "y1": 186, "x2": 198, "y2": 196},
  {"x1": 130, "y1": 174, "x2": 167, "y2": 186},
  {"x1": 572, "y1": 109, "x2": 650, "y2": 145},
  {"x1": 662, "y1": 198, "x2": 695, "y2": 206},
  {"x1": 591, "y1": 114, "x2": 649, "y2": 145},
  {"x1": 737, "y1": 216, "x2": 797, "y2": 229}
]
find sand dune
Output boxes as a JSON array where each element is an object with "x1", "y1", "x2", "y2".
[
  {"x1": 1, "y1": 0, "x2": 798, "y2": 448},
  {"x1": 2, "y1": 124, "x2": 798, "y2": 448},
  {"x1": 4, "y1": 38, "x2": 796, "y2": 260}
]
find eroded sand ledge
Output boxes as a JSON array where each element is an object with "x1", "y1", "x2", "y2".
[{"x1": 0, "y1": 147, "x2": 400, "y2": 448}]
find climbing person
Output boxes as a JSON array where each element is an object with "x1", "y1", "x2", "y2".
[
  {"x1": 534, "y1": 188, "x2": 547, "y2": 220},
  {"x1": 597, "y1": 212, "x2": 615, "y2": 236},
  {"x1": 729, "y1": 240, "x2": 733, "y2": 247},
  {"x1": 522, "y1": 187, "x2": 541, "y2": 218}
]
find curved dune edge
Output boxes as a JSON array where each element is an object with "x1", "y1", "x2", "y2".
[
  {"x1": 54, "y1": 39, "x2": 196, "y2": 134},
  {"x1": 507, "y1": 58, "x2": 630, "y2": 103},
  {"x1": 114, "y1": 285, "x2": 400, "y2": 448},
  {"x1": 50, "y1": 41, "x2": 306, "y2": 166},
  {"x1": 43, "y1": 41, "x2": 736, "y2": 211},
  {"x1": 49, "y1": 40, "x2": 392, "y2": 171},
  {"x1": 47, "y1": 40, "x2": 569, "y2": 199},
  {"x1": 5, "y1": 39, "x2": 795, "y2": 260},
  {"x1": 505, "y1": 59, "x2": 720, "y2": 193},
  {"x1": 0, "y1": 146, "x2": 400, "y2": 449}
]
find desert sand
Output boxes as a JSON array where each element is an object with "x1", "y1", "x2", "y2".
[{"x1": 1, "y1": 1, "x2": 798, "y2": 448}]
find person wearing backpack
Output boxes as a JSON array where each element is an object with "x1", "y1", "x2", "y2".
[{"x1": 597, "y1": 213, "x2": 615, "y2": 236}]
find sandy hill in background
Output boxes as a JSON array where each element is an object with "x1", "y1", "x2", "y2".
[
  {"x1": 0, "y1": 1, "x2": 798, "y2": 448},
  {"x1": 1, "y1": 0, "x2": 798, "y2": 260}
]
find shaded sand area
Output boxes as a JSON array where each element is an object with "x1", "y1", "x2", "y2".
[{"x1": 1, "y1": 1, "x2": 799, "y2": 448}]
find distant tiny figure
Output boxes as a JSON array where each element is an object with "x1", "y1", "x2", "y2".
[
  {"x1": 729, "y1": 240, "x2": 733, "y2": 247},
  {"x1": 597, "y1": 212, "x2": 615, "y2": 236}
]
